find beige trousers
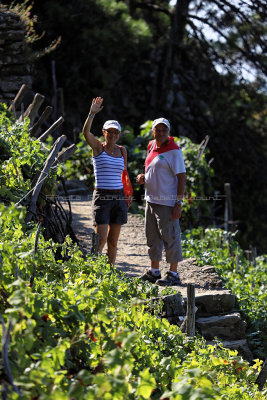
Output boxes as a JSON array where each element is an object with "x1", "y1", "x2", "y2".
[{"x1": 145, "y1": 202, "x2": 183, "y2": 263}]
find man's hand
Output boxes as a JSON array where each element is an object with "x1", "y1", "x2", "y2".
[
  {"x1": 172, "y1": 203, "x2": 182, "y2": 220},
  {"x1": 90, "y1": 97, "x2": 104, "y2": 115},
  {"x1": 136, "y1": 174, "x2": 145, "y2": 185}
]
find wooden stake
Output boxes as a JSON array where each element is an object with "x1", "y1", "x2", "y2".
[
  {"x1": 186, "y1": 284, "x2": 195, "y2": 337},
  {"x1": 26, "y1": 93, "x2": 45, "y2": 123},
  {"x1": 52, "y1": 59, "x2": 57, "y2": 122},
  {"x1": 224, "y1": 183, "x2": 233, "y2": 232},
  {"x1": 236, "y1": 245, "x2": 239, "y2": 271},
  {"x1": 91, "y1": 232, "x2": 99, "y2": 255},
  {"x1": 26, "y1": 135, "x2": 66, "y2": 223},
  {"x1": 38, "y1": 116, "x2": 64, "y2": 142},
  {"x1": 250, "y1": 245, "x2": 257, "y2": 268},
  {"x1": 19, "y1": 93, "x2": 45, "y2": 124},
  {"x1": 30, "y1": 106, "x2": 53, "y2": 137},
  {"x1": 197, "y1": 135, "x2": 210, "y2": 162},
  {"x1": 245, "y1": 250, "x2": 252, "y2": 262},
  {"x1": 8, "y1": 83, "x2": 29, "y2": 113},
  {"x1": 51, "y1": 144, "x2": 77, "y2": 166}
]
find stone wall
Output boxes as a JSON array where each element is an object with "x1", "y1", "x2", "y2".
[{"x1": 0, "y1": 9, "x2": 32, "y2": 104}]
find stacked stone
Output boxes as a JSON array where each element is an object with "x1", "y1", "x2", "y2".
[{"x1": 0, "y1": 9, "x2": 32, "y2": 103}]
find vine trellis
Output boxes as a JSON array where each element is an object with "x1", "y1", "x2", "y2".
[{"x1": 8, "y1": 84, "x2": 78, "y2": 249}]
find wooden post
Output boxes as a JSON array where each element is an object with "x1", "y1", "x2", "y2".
[
  {"x1": 91, "y1": 232, "x2": 99, "y2": 255},
  {"x1": 8, "y1": 83, "x2": 29, "y2": 112},
  {"x1": 236, "y1": 245, "x2": 239, "y2": 271},
  {"x1": 228, "y1": 232, "x2": 233, "y2": 257},
  {"x1": 51, "y1": 144, "x2": 77, "y2": 167},
  {"x1": 186, "y1": 284, "x2": 195, "y2": 337},
  {"x1": 58, "y1": 87, "x2": 65, "y2": 117},
  {"x1": 245, "y1": 250, "x2": 252, "y2": 262},
  {"x1": 197, "y1": 135, "x2": 210, "y2": 162},
  {"x1": 38, "y1": 116, "x2": 64, "y2": 142},
  {"x1": 250, "y1": 245, "x2": 257, "y2": 268},
  {"x1": 20, "y1": 102, "x2": 24, "y2": 121},
  {"x1": 224, "y1": 183, "x2": 233, "y2": 232},
  {"x1": 255, "y1": 359, "x2": 267, "y2": 391},
  {"x1": 30, "y1": 105, "x2": 53, "y2": 137},
  {"x1": 25, "y1": 93, "x2": 45, "y2": 123},
  {"x1": 219, "y1": 232, "x2": 223, "y2": 248},
  {"x1": 25, "y1": 135, "x2": 66, "y2": 223},
  {"x1": 52, "y1": 59, "x2": 57, "y2": 122}
]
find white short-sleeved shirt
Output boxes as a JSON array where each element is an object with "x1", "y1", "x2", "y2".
[{"x1": 144, "y1": 137, "x2": 186, "y2": 207}]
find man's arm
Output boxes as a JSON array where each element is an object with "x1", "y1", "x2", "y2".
[
  {"x1": 172, "y1": 172, "x2": 186, "y2": 220},
  {"x1": 176, "y1": 172, "x2": 186, "y2": 201}
]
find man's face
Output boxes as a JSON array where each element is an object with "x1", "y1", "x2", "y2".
[{"x1": 152, "y1": 123, "x2": 169, "y2": 145}]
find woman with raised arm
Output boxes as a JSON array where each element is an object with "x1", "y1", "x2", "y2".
[{"x1": 82, "y1": 97, "x2": 128, "y2": 266}]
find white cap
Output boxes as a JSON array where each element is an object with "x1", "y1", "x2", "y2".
[
  {"x1": 103, "y1": 120, "x2": 121, "y2": 132},
  {"x1": 152, "y1": 117, "x2": 170, "y2": 131}
]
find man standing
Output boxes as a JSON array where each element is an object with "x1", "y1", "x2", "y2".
[{"x1": 136, "y1": 118, "x2": 186, "y2": 286}]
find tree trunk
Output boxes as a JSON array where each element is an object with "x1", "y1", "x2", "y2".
[
  {"x1": 156, "y1": 0, "x2": 192, "y2": 112},
  {"x1": 174, "y1": 0, "x2": 191, "y2": 44}
]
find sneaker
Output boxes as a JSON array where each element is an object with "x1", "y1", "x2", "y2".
[
  {"x1": 156, "y1": 271, "x2": 181, "y2": 286},
  {"x1": 140, "y1": 269, "x2": 162, "y2": 284}
]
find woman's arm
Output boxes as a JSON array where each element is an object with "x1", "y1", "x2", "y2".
[
  {"x1": 82, "y1": 97, "x2": 103, "y2": 155},
  {"x1": 120, "y1": 146, "x2": 127, "y2": 169}
]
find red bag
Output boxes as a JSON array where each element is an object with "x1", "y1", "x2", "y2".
[
  {"x1": 120, "y1": 146, "x2": 133, "y2": 207},
  {"x1": 121, "y1": 169, "x2": 133, "y2": 207}
]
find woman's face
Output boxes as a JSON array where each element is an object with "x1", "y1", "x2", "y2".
[{"x1": 102, "y1": 128, "x2": 120, "y2": 144}]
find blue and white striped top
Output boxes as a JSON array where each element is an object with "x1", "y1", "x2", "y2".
[{"x1": 92, "y1": 149, "x2": 124, "y2": 189}]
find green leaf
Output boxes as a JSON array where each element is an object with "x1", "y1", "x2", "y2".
[{"x1": 136, "y1": 368, "x2": 156, "y2": 399}]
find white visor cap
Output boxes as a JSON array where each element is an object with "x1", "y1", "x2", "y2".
[
  {"x1": 152, "y1": 117, "x2": 170, "y2": 131},
  {"x1": 103, "y1": 120, "x2": 121, "y2": 132}
]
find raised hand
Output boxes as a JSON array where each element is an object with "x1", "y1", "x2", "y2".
[{"x1": 90, "y1": 97, "x2": 104, "y2": 115}]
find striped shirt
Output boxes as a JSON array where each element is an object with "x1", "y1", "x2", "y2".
[{"x1": 92, "y1": 149, "x2": 124, "y2": 189}]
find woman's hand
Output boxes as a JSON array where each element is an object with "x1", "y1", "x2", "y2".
[
  {"x1": 136, "y1": 174, "x2": 145, "y2": 185},
  {"x1": 127, "y1": 196, "x2": 133, "y2": 209},
  {"x1": 83, "y1": 97, "x2": 103, "y2": 155},
  {"x1": 90, "y1": 97, "x2": 104, "y2": 115}
]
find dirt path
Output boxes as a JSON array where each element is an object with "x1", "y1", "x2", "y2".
[
  {"x1": 63, "y1": 195, "x2": 231, "y2": 299},
  {"x1": 64, "y1": 195, "x2": 154, "y2": 276}
]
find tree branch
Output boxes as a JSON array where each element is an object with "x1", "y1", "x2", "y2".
[
  {"x1": 134, "y1": 2, "x2": 171, "y2": 16},
  {"x1": 188, "y1": 13, "x2": 267, "y2": 74}
]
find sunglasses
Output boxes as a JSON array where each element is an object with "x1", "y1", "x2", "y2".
[{"x1": 104, "y1": 129, "x2": 120, "y2": 134}]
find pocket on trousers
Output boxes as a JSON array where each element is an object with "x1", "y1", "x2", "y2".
[{"x1": 172, "y1": 221, "x2": 180, "y2": 240}]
